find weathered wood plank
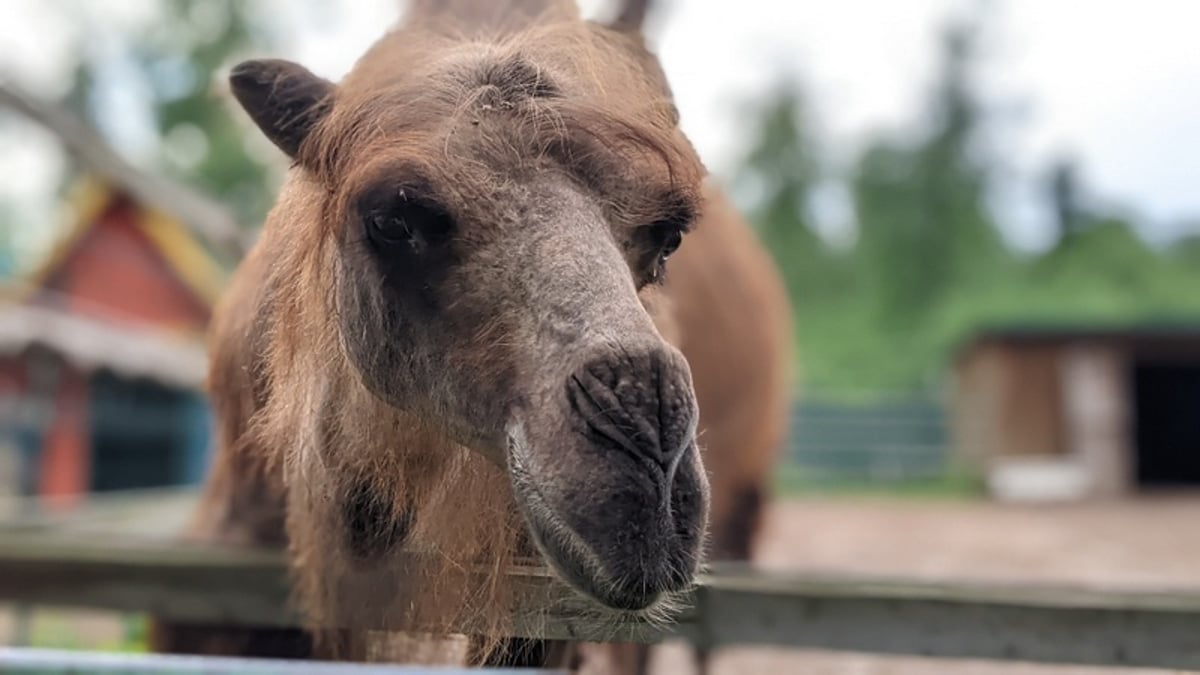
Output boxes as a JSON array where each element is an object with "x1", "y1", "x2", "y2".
[
  {"x1": 0, "y1": 531, "x2": 296, "y2": 629},
  {"x1": 694, "y1": 569, "x2": 1200, "y2": 668},
  {"x1": 0, "y1": 529, "x2": 670, "y2": 643},
  {"x1": 3, "y1": 530, "x2": 1200, "y2": 669}
]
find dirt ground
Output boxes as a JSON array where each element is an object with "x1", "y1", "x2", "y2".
[
  {"x1": 5, "y1": 495, "x2": 1200, "y2": 673},
  {"x1": 642, "y1": 495, "x2": 1200, "y2": 675}
]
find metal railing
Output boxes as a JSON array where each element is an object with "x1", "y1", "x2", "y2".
[{"x1": 788, "y1": 399, "x2": 949, "y2": 481}]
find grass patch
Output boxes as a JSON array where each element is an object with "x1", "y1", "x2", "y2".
[
  {"x1": 118, "y1": 615, "x2": 149, "y2": 653},
  {"x1": 14, "y1": 608, "x2": 148, "y2": 653}
]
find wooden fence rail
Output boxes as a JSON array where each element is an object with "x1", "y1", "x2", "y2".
[{"x1": 2, "y1": 529, "x2": 1200, "y2": 670}]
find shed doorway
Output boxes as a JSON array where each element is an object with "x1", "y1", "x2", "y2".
[{"x1": 1133, "y1": 362, "x2": 1200, "y2": 487}]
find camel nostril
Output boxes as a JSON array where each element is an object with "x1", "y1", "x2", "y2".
[{"x1": 565, "y1": 347, "x2": 697, "y2": 475}]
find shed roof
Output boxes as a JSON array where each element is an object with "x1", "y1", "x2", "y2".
[
  {"x1": 0, "y1": 82, "x2": 251, "y2": 261},
  {"x1": 15, "y1": 179, "x2": 228, "y2": 311},
  {"x1": 954, "y1": 318, "x2": 1200, "y2": 363},
  {"x1": 969, "y1": 320, "x2": 1200, "y2": 344}
]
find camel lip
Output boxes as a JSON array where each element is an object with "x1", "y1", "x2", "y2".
[
  {"x1": 505, "y1": 425, "x2": 667, "y2": 611},
  {"x1": 523, "y1": 508, "x2": 667, "y2": 612},
  {"x1": 503, "y1": 420, "x2": 696, "y2": 612}
]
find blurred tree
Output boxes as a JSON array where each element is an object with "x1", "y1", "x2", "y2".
[
  {"x1": 1028, "y1": 162, "x2": 1200, "y2": 317},
  {"x1": 63, "y1": 0, "x2": 275, "y2": 227},
  {"x1": 1023, "y1": 216, "x2": 1200, "y2": 319},
  {"x1": 729, "y1": 8, "x2": 1200, "y2": 398},
  {"x1": 1047, "y1": 158, "x2": 1086, "y2": 247},
  {"x1": 734, "y1": 79, "x2": 888, "y2": 391},
  {"x1": 1170, "y1": 232, "x2": 1200, "y2": 268},
  {"x1": 735, "y1": 81, "x2": 840, "y2": 306},
  {"x1": 852, "y1": 19, "x2": 1008, "y2": 328}
]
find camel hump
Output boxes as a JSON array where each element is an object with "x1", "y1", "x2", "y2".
[{"x1": 405, "y1": 0, "x2": 580, "y2": 34}]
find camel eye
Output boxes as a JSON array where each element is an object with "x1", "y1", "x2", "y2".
[
  {"x1": 638, "y1": 221, "x2": 687, "y2": 287},
  {"x1": 367, "y1": 212, "x2": 415, "y2": 248},
  {"x1": 364, "y1": 189, "x2": 453, "y2": 255},
  {"x1": 650, "y1": 221, "x2": 685, "y2": 266},
  {"x1": 659, "y1": 227, "x2": 683, "y2": 261}
]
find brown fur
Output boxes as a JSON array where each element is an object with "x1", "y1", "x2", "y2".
[
  {"x1": 667, "y1": 186, "x2": 793, "y2": 561},
  {"x1": 152, "y1": 1, "x2": 791, "y2": 671}
]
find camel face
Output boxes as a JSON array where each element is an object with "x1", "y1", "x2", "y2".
[
  {"x1": 228, "y1": 13, "x2": 710, "y2": 612},
  {"x1": 334, "y1": 162, "x2": 711, "y2": 611}
]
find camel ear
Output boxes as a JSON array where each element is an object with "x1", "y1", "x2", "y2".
[
  {"x1": 609, "y1": 0, "x2": 650, "y2": 32},
  {"x1": 229, "y1": 59, "x2": 334, "y2": 158}
]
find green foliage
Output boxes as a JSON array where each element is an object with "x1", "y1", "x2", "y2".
[
  {"x1": 120, "y1": 614, "x2": 150, "y2": 653},
  {"x1": 854, "y1": 23, "x2": 1008, "y2": 327},
  {"x1": 735, "y1": 81, "x2": 857, "y2": 316},
  {"x1": 21, "y1": 609, "x2": 148, "y2": 653},
  {"x1": 64, "y1": 1, "x2": 276, "y2": 226},
  {"x1": 1171, "y1": 233, "x2": 1200, "y2": 268},
  {"x1": 738, "y1": 17, "x2": 1200, "y2": 396}
]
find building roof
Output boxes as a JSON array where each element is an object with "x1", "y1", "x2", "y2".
[
  {"x1": 16, "y1": 179, "x2": 227, "y2": 311},
  {"x1": 0, "y1": 303, "x2": 207, "y2": 389},
  {"x1": 968, "y1": 319, "x2": 1200, "y2": 343},
  {"x1": 0, "y1": 83, "x2": 242, "y2": 389},
  {"x1": 0, "y1": 82, "x2": 252, "y2": 262},
  {"x1": 955, "y1": 318, "x2": 1200, "y2": 361}
]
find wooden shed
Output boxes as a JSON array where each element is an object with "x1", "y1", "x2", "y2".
[
  {"x1": 0, "y1": 84, "x2": 247, "y2": 511},
  {"x1": 950, "y1": 322, "x2": 1200, "y2": 500}
]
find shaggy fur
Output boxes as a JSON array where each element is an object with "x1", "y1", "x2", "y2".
[{"x1": 151, "y1": 1, "x2": 792, "y2": 672}]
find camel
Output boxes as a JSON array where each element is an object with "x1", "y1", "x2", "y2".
[{"x1": 150, "y1": 0, "x2": 792, "y2": 671}]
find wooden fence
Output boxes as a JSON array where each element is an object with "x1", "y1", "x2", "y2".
[{"x1": 3, "y1": 526, "x2": 1200, "y2": 671}]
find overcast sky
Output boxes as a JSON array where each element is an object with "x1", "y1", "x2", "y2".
[{"x1": 2, "y1": 0, "x2": 1198, "y2": 253}]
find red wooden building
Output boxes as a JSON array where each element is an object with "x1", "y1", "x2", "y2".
[
  {"x1": 0, "y1": 85, "x2": 245, "y2": 511},
  {"x1": 0, "y1": 179, "x2": 223, "y2": 509}
]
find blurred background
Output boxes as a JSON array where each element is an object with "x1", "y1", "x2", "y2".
[{"x1": 0, "y1": 0, "x2": 1198, "y2": 673}]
